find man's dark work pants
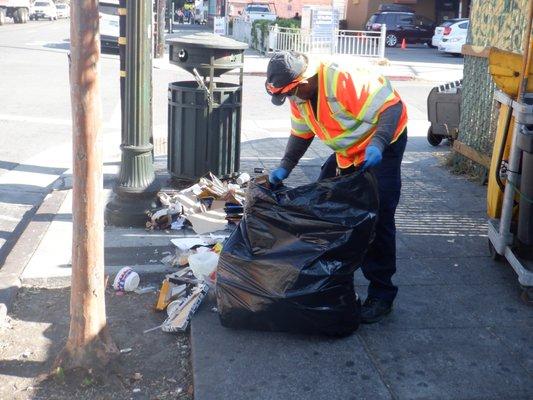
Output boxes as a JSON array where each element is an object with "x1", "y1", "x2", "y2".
[{"x1": 318, "y1": 130, "x2": 407, "y2": 303}]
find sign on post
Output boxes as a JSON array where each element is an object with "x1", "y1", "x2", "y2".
[
  {"x1": 214, "y1": 16, "x2": 226, "y2": 36},
  {"x1": 301, "y1": 6, "x2": 339, "y2": 54}
]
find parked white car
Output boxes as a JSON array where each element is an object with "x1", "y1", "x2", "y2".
[
  {"x1": 435, "y1": 19, "x2": 469, "y2": 54},
  {"x1": 31, "y1": 0, "x2": 57, "y2": 20},
  {"x1": 99, "y1": 0, "x2": 119, "y2": 50},
  {"x1": 432, "y1": 18, "x2": 467, "y2": 47},
  {"x1": 56, "y1": 3, "x2": 69, "y2": 19},
  {"x1": 242, "y1": 3, "x2": 276, "y2": 23}
]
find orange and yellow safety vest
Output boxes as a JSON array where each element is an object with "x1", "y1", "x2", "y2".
[{"x1": 290, "y1": 61, "x2": 408, "y2": 168}]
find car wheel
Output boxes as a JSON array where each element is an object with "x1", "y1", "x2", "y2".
[
  {"x1": 385, "y1": 33, "x2": 398, "y2": 47},
  {"x1": 427, "y1": 127, "x2": 443, "y2": 146}
]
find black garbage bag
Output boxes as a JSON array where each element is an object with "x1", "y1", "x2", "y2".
[{"x1": 216, "y1": 170, "x2": 379, "y2": 336}]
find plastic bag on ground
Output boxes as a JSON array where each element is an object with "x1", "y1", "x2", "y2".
[{"x1": 216, "y1": 171, "x2": 379, "y2": 336}]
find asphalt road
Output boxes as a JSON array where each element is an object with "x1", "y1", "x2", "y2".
[{"x1": 0, "y1": 18, "x2": 125, "y2": 267}]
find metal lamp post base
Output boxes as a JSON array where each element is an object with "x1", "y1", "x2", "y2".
[{"x1": 105, "y1": 144, "x2": 161, "y2": 227}]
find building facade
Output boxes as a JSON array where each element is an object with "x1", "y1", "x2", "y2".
[
  {"x1": 227, "y1": 0, "x2": 335, "y2": 19},
  {"x1": 345, "y1": 0, "x2": 472, "y2": 30}
]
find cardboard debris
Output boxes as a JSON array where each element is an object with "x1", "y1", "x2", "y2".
[
  {"x1": 148, "y1": 171, "x2": 249, "y2": 233},
  {"x1": 170, "y1": 237, "x2": 208, "y2": 251},
  {"x1": 155, "y1": 268, "x2": 191, "y2": 311},
  {"x1": 162, "y1": 284, "x2": 209, "y2": 333},
  {"x1": 186, "y1": 210, "x2": 228, "y2": 235}
]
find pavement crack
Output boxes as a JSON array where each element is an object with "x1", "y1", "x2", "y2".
[{"x1": 356, "y1": 333, "x2": 399, "y2": 400}]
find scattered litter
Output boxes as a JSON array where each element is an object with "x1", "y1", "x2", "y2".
[
  {"x1": 171, "y1": 217, "x2": 186, "y2": 230},
  {"x1": 209, "y1": 232, "x2": 231, "y2": 242},
  {"x1": 113, "y1": 267, "x2": 140, "y2": 292},
  {"x1": 187, "y1": 209, "x2": 228, "y2": 234},
  {"x1": 133, "y1": 372, "x2": 143, "y2": 381},
  {"x1": 162, "y1": 283, "x2": 209, "y2": 333},
  {"x1": 134, "y1": 286, "x2": 157, "y2": 295},
  {"x1": 211, "y1": 307, "x2": 218, "y2": 313},
  {"x1": 148, "y1": 171, "x2": 248, "y2": 234},
  {"x1": 188, "y1": 251, "x2": 219, "y2": 281},
  {"x1": 120, "y1": 347, "x2": 132, "y2": 354},
  {"x1": 236, "y1": 172, "x2": 250, "y2": 185},
  {"x1": 176, "y1": 387, "x2": 183, "y2": 394},
  {"x1": 171, "y1": 237, "x2": 208, "y2": 251},
  {"x1": 161, "y1": 254, "x2": 177, "y2": 266},
  {"x1": 447, "y1": 239, "x2": 455, "y2": 243},
  {"x1": 155, "y1": 268, "x2": 191, "y2": 311},
  {"x1": 133, "y1": 388, "x2": 141, "y2": 393}
]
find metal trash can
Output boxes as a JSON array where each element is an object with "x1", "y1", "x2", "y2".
[
  {"x1": 166, "y1": 32, "x2": 248, "y2": 183},
  {"x1": 426, "y1": 79, "x2": 463, "y2": 146},
  {"x1": 168, "y1": 81, "x2": 242, "y2": 181}
]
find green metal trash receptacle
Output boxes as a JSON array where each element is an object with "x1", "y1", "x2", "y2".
[
  {"x1": 168, "y1": 81, "x2": 242, "y2": 182},
  {"x1": 166, "y1": 32, "x2": 248, "y2": 183}
]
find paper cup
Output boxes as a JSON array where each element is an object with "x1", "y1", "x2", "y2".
[{"x1": 113, "y1": 267, "x2": 140, "y2": 292}]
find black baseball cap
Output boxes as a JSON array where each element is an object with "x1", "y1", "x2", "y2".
[{"x1": 265, "y1": 51, "x2": 308, "y2": 105}]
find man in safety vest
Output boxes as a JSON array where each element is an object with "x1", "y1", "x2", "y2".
[{"x1": 265, "y1": 51, "x2": 408, "y2": 324}]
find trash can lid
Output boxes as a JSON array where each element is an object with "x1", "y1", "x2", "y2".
[{"x1": 166, "y1": 32, "x2": 248, "y2": 51}]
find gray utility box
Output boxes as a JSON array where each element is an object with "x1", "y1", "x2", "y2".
[
  {"x1": 166, "y1": 32, "x2": 247, "y2": 183},
  {"x1": 426, "y1": 80, "x2": 462, "y2": 147}
]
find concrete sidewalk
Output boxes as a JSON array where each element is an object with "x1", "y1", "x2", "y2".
[
  {"x1": 190, "y1": 136, "x2": 532, "y2": 400},
  {"x1": 15, "y1": 85, "x2": 532, "y2": 400},
  {"x1": 154, "y1": 48, "x2": 463, "y2": 83}
]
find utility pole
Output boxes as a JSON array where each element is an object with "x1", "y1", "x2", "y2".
[
  {"x1": 55, "y1": 0, "x2": 118, "y2": 370},
  {"x1": 105, "y1": 0, "x2": 161, "y2": 227}
]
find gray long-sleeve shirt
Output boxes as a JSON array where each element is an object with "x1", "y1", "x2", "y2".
[{"x1": 280, "y1": 101, "x2": 404, "y2": 173}]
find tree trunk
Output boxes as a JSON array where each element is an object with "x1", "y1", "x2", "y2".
[
  {"x1": 154, "y1": 0, "x2": 166, "y2": 58},
  {"x1": 55, "y1": 0, "x2": 118, "y2": 371}
]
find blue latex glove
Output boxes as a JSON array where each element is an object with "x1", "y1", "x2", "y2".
[
  {"x1": 362, "y1": 145, "x2": 383, "y2": 171},
  {"x1": 269, "y1": 167, "x2": 289, "y2": 185}
]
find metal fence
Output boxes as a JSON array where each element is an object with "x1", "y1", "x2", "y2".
[
  {"x1": 232, "y1": 18, "x2": 252, "y2": 45},
  {"x1": 269, "y1": 25, "x2": 386, "y2": 58},
  {"x1": 231, "y1": 19, "x2": 386, "y2": 58}
]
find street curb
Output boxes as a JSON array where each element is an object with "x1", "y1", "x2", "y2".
[
  {"x1": 0, "y1": 189, "x2": 68, "y2": 313},
  {"x1": 226, "y1": 70, "x2": 416, "y2": 81}
]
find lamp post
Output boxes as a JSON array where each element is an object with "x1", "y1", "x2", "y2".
[{"x1": 105, "y1": 0, "x2": 160, "y2": 227}]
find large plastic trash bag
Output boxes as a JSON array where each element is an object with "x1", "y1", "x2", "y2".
[{"x1": 216, "y1": 170, "x2": 379, "y2": 336}]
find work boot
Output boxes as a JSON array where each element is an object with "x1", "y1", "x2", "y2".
[{"x1": 361, "y1": 298, "x2": 393, "y2": 324}]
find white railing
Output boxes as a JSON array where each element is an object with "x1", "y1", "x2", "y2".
[
  {"x1": 269, "y1": 25, "x2": 387, "y2": 58},
  {"x1": 232, "y1": 21, "x2": 387, "y2": 58},
  {"x1": 336, "y1": 28, "x2": 386, "y2": 57},
  {"x1": 232, "y1": 18, "x2": 252, "y2": 44}
]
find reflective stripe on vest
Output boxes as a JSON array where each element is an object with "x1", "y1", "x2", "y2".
[
  {"x1": 290, "y1": 62, "x2": 407, "y2": 167},
  {"x1": 291, "y1": 115, "x2": 312, "y2": 135}
]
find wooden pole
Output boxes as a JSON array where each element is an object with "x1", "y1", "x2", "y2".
[
  {"x1": 55, "y1": 0, "x2": 118, "y2": 371},
  {"x1": 155, "y1": 0, "x2": 166, "y2": 58}
]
